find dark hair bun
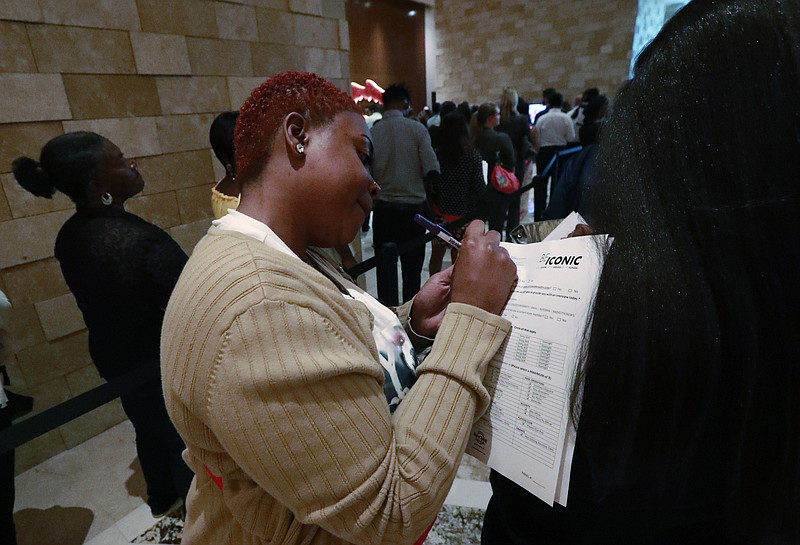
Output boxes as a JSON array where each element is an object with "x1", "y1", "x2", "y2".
[{"x1": 12, "y1": 156, "x2": 55, "y2": 199}]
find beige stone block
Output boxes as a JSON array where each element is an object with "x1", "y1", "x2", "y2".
[
  {"x1": 168, "y1": 218, "x2": 211, "y2": 256},
  {"x1": 130, "y1": 32, "x2": 191, "y2": 75},
  {"x1": 256, "y1": 8, "x2": 295, "y2": 45},
  {"x1": 329, "y1": 77, "x2": 348, "y2": 93},
  {"x1": 64, "y1": 360, "x2": 103, "y2": 393},
  {"x1": 186, "y1": 37, "x2": 253, "y2": 76},
  {"x1": 0, "y1": 0, "x2": 42, "y2": 22},
  {"x1": 251, "y1": 42, "x2": 305, "y2": 75},
  {"x1": 39, "y1": 0, "x2": 140, "y2": 30},
  {"x1": 136, "y1": 149, "x2": 215, "y2": 195},
  {"x1": 1, "y1": 257, "x2": 70, "y2": 305},
  {"x1": 27, "y1": 25, "x2": 135, "y2": 74},
  {"x1": 155, "y1": 76, "x2": 229, "y2": 115},
  {"x1": 0, "y1": 73, "x2": 71, "y2": 124},
  {"x1": 62, "y1": 117, "x2": 161, "y2": 158},
  {"x1": 227, "y1": 76, "x2": 266, "y2": 110},
  {"x1": 210, "y1": 148, "x2": 225, "y2": 181},
  {"x1": 216, "y1": 2, "x2": 258, "y2": 41},
  {"x1": 0, "y1": 123, "x2": 64, "y2": 174},
  {"x1": 137, "y1": 0, "x2": 217, "y2": 37},
  {"x1": 1, "y1": 172, "x2": 73, "y2": 219},
  {"x1": 2, "y1": 303, "x2": 46, "y2": 353},
  {"x1": 0, "y1": 185, "x2": 11, "y2": 221},
  {"x1": 35, "y1": 292, "x2": 85, "y2": 341},
  {"x1": 0, "y1": 21, "x2": 35, "y2": 72},
  {"x1": 60, "y1": 399, "x2": 127, "y2": 449},
  {"x1": 61, "y1": 364, "x2": 127, "y2": 447},
  {"x1": 293, "y1": 14, "x2": 338, "y2": 49},
  {"x1": 16, "y1": 331, "x2": 92, "y2": 388},
  {"x1": 20, "y1": 374, "x2": 71, "y2": 415},
  {"x1": 304, "y1": 47, "x2": 342, "y2": 79},
  {"x1": 176, "y1": 183, "x2": 214, "y2": 224},
  {"x1": 290, "y1": 0, "x2": 322, "y2": 16},
  {"x1": 338, "y1": 19, "x2": 349, "y2": 51},
  {"x1": 321, "y1": 0, "x2": 345, "y2": 19},
  {"x1": 231, "y1": 0, "x2": 287, "y2": 7},
  {"x1": 155, "y1": 113, "x2": 216, "y2": 154},
  {"x1": 15, "y1": 428, "x2": 66, "y2": 474},
  {"x1": 123, "y1": 191, "x2": 181, "y2": 230},
  {"x1": 62, "y1": 75, "x2": 162, "y2": 120},
  {"x1": 0, "y1": 209, "x2": 72, "y2": 269}
]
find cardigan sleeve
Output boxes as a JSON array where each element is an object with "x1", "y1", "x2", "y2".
[{"x1": 205, "y1": 299, "x2": 510, "y2": 545}]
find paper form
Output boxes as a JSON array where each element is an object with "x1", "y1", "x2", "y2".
[{"x1": 466, "y1": 228, "x2": 609, "y2": 506}]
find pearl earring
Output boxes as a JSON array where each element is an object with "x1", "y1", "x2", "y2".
[{"x1": 296, "y1": 142, "x2": 305, "y2": 154}]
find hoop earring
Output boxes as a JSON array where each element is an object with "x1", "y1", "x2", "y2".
[
  {"x1": 295, "y1": 142, "x2": 305, "y2": 154},
  {"x1": 101, "y1": 192, "x2": 113, "y2": 206}
]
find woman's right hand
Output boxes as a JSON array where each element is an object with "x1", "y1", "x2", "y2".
[{"x1": 450, "y1": 220, "x2": 517, "y2": 315}]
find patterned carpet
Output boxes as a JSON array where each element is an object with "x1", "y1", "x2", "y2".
[{"x1": 134, "y1": 504, "x2": 485, "y2": 544}]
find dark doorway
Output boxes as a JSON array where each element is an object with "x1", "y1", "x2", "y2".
[{"x1": 346, "y1": 0, "x2": 428, "y2": 112}]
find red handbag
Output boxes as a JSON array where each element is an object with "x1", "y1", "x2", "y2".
[{"x1": 490, "y1": 159, "x2": 520, "y2": 194}]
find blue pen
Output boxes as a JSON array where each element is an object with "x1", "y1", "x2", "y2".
[{"x1": 414, "y1": 214, "x2": 462, "y2": 250}]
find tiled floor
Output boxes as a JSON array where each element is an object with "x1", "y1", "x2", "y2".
[
  {"x1": 12, "y1": 218, "x2": 513, "y2": 544},
  {"x1": 13, "y1": 418, "x2": 492, "y2": 544}
]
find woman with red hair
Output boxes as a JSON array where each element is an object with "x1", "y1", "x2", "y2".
[{"x1": 161, "y1": 71, "x2": 517, "y2": 544}]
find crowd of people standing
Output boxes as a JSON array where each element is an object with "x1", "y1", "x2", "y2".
[{"x1": 3, "y1": 2, "x2": 798, "y2": 545}]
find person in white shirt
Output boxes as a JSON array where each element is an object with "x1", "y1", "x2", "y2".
[{"x1": 533, "y1": 92, "x2": 576, "y2": 220}]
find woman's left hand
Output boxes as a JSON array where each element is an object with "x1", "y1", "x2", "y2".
[{"x1": 410, "y1": 266, "x2": 453, "y2": 338}]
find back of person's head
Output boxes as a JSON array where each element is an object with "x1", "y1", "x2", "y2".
[
  {"x1": 476, "y1": 102, "x2": 498, "y2": 128},
  {"x1": 382, "y1": 83, "x2": 411, "y2": 109},
  {"x1": 581, "y1": 87, "x2": 600, "y2": 104},
  {"x1": 234, "y1": 71, "x2": 359, "y2": 184},
  {"x1": 500, "y1": 87, "x2": 519, "y2": 121},
  {"x1": 542, "y1": 87, "x2": 556, "y2": 104},
  {"x1": 516, "y1": 95, "x2": 529, "y2": 117},
  {"x1": 209, "y1": 111, "x2": 239, "y2": 173},
  {"x1": 12, "y1": 131, "x2": 108, "y2": 204},
  {"x1": 439, "y1": 100, "x2": 457, "y2": 118},
  {"x1": 548, "y1": 92, "x2": 563, "y2": 109},
  {"x1": 582, "y1": 95, "x2": 609, "y2": 124},
  {"x1": 456, "y1": 101, "x2": 471, "y2": 124},
  {"x1": 578, "y1": 0, "x2": 800, "y2": 540},
  {"x1": 437, "y1": 111, "x2": 471, "y2": 164}
]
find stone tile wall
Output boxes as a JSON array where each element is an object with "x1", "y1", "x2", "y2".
[
  {"x1": 0, "y1": 0, "x2": 350, "y2": 473},
  {"x1": 433, "y1": 0, "x2": 638, "y2": 106}
]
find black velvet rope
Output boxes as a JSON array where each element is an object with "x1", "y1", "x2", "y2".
[{"x1": 0, "y1": 364, "x2": 159, "y2": 454}]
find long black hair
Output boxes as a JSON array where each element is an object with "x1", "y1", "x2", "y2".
[
  {"x1": 575, "y1": 0, "x2": 800, "y2": 541},
  {"x1": 12, "y1": 131, "x2": 108, "y2": 204},
  {"x1": 436, "y1": 111, "x2": 471, "y2": 165}
]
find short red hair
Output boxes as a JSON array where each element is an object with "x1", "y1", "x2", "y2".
[{"x1": 234, "y1": 71, "x2": 360, "y2": 183}]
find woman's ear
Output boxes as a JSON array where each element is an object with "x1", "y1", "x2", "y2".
[{"x1": 283, "y1": 112, "x2": 308, "y2": 161}]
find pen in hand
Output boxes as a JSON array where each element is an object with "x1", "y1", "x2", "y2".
[{"x1": 414, "y1": 214, "x2": 462, "y2": 250}]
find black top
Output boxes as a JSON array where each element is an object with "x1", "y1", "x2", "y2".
[
  {"x1": 497, "y1": 114, "x2": 533, "y2": 179},
  {"x1": 433, "y1": 148, "x2": 486, "y2": 216},
  {"x1": 54, "y1": 206, "x2": 188, "y2": 379},
  {"x1": 474, "y1": 129, "x2": 515, "y2": 173}
]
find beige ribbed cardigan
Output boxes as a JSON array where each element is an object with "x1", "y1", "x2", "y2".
[{"x1": 161, "y1": 227, "x2": 511, "y2": 545}]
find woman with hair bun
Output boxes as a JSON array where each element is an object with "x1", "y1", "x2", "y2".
[
  {"x1": 12, "y1": 132, "x2": 192, "y2": 517},
  {"x1": 161, "y1": 71, "x2": 517, "y2": 545}
]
